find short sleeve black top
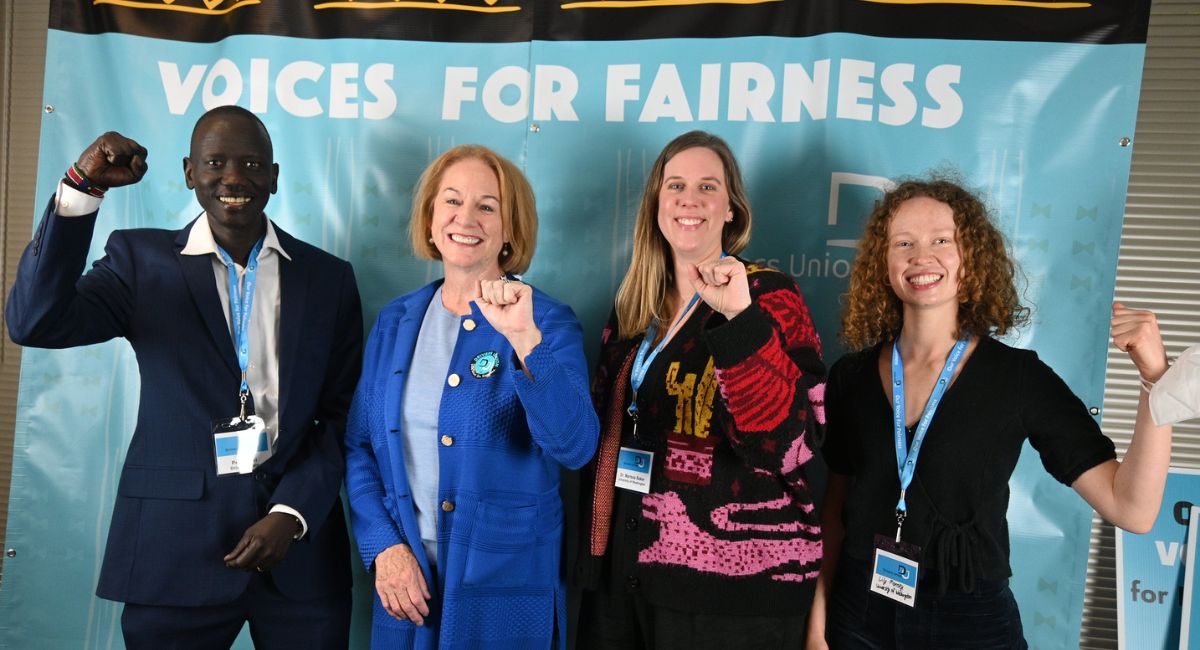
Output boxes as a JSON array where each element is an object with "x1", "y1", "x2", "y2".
[{"x1": 821, "y1": 337, "x2": 1116, "y2": 593}]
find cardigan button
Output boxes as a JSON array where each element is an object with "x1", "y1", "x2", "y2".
[
  {"x1": 625, "y1": 517, "x2": 638, "y2": 531},
  {"x1": 447, "y1": 373, "x2": 461, "y2": 387},
  {"x1": 440, "y1": 435, "x2": 454, "y2": 447},
  {"x1": 441, "y1": 500, "x2": 455, "y2": 513},
  {"x1": 626, "y1": 576, "x2": 640, "y2": 589},
  {"x1": 463, "y1": 318, "x2": 477, "y2": 331}
]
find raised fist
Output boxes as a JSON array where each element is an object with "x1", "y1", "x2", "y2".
[{"x1": 75, "y1": 131, "x2": 149, "y2": 188}]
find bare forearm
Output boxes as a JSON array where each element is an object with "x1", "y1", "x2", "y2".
[{"x1": 1110, "y1": 389, "x2": 1173, "y2": 531}]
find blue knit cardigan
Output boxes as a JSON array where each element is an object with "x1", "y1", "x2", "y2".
[{"x1": 345, "y1": 279, "x2": 599, "y2": 649}]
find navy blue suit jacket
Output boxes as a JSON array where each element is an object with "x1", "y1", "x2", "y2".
[{"x1": 6, "y1": 198, "x2": 362, "y2": 607}]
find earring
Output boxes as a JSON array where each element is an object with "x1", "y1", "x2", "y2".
[
  {"x1": 428, "y1": 237, "x2": 434, "y2": 244},
  {"x1": 500, "y1": 242, "x2": 512, "y2": 257}
]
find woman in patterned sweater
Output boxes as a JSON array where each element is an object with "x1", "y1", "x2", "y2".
[{"x1": 576, "y1": 130, "x2": 828, "y2": 649}]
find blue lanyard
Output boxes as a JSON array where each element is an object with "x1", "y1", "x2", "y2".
[
  {"x1": 891, "y1": 334, "x2": 969, "y2": 518},
  {"x1": 628, "y1": 292, "x2": 700, "y2": 418},
  {"x1": 628, "y1": 252, "x2": 727, "y2": 418},
  {"x1": 216, "y1": 238, "x2": 265, "y2": 412}
]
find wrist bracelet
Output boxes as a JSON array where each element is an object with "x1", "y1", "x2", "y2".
[
  {"x1": 1139, "y1": 376, "x2": 1156, "y2": 393},
  {"x1": 65, "y1": 163, "x2": 108, "y2": 198}
]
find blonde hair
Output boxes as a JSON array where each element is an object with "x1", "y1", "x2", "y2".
[
  {"x1": 408, "y1": 144, "x2": 537, "y2": 274},
  {"x1": 614, "y1": 131, "x2": 752, "y2": 340},
  {"x1": 841, "y1": 178, "x2": 1029, "y2": 351}
]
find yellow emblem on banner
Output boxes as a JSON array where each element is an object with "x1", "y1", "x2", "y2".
[
  {"x1": 93, "y1": 0, "x2": 262, "y2": 14},
  {"x1": 313, "y1": 0, "x2": 520, "y2": 12}
]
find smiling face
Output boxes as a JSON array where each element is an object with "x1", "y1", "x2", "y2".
[
  {"x1": 183, "y1": 112, "x2": 278, "y2": 239},
  {"x1": 656, "y1": 146, "x2": 733, "y2": 264},
  {"x1": 430, "y1": 157, "x2": 505, "y2": 278},
  {"x1": 885, "y1": 196, "x2": 962, "y2": 315}
]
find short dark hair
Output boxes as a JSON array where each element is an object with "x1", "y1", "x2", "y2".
[{"x1": 190, "y1": 105, "x2": 273, "y2": 158}]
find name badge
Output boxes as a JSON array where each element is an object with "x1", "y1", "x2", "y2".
[
  {"x1": 870, "y1": 534, "x2": 921, "y2": 607},
  {"x1": 212, "y1": 415, "x2": 273, "y2": 476},
  {"x1": 615, "y1": 446, "x2": 653, "y2": 493}
]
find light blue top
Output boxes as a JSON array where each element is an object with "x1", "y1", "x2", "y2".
[{"x1": 401, "y1": 286, "x2": 457, "y2": 565}]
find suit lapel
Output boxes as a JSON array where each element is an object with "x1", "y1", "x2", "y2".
[
  {"x1": 176, "y1": 226, "x2": 239, "y2": 378},
  {"x1": 275, "y1": 227, "x2": 308, "y2": 423}
]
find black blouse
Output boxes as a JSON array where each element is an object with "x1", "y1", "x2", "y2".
[{"x1": 821, "y1": 337, "x2": 1116, "y2": 593}]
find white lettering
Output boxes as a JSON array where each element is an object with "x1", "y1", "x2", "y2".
[
  {"x1": 442, "y1": 67, "x2": 478, "y2": 121},
  {"x1": 249, "y1": 58, "x2": 270, "y2": 114},
  {"x1": 606, "y1": 64, "x2": 641, "y2": 122},
  {"x1": 878, "y1": 63, "x2": 916, "y2": 126},
  {"x1": 697, "y1": 63, "x2": 722, "y2": 121},
  {"x1": 640, "y1": 64, "x2": 692, "y2": 122},
  {"x1": 363, "y1": 63, "x2": 396, "y2": 120},
  {"x1": 276, "y1": 60, "x2": 325, "y2": 118},
  {"x1": 532, "y1": 65, "x2": 579, "y2": 122},
  {"x1": 781, "y1": 60, "x2": 829, "y2": 122},
  {"x1": 1157, "y1": 541, "x2": 1183, "y2": 566},
  {"x1": 728, "y1": 62, "x2": 775, "y2": 122},
  {"x1": 159, "y1": 62, "x2": 206, "y2": 115},
  {"x1": 482, "y1": 65, "x2": 530, "y2": 124},
  {"x1": 922, "y1": 64, "x2": 963, "y2": 128},
  {"x1": 328, "y1": 63, "x2": 359, "y2": 119},
  {"x1": 202, "y1": 58, "x2": 243, "y2": 111},
  {"x1": 836, "y1": 59, "x2": 875, "y2": 122}
]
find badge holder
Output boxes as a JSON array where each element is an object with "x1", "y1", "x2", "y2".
[
  {"x1": 615, "y1": 402, "x2": 653, "y2": 493},
  {"x1": 871, "y1": 504, "x2": 921, "y2": 607},
  {"x1": 212, "y1": 390, "x2": 272, "y2": 476}
]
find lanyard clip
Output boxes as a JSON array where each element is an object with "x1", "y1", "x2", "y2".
[
  {"x1": 895, "y1": 508, "x2": 907, "y2": 543},
  {"x1": 239, "y1": 390, "x2": 248, "y2": 422}
]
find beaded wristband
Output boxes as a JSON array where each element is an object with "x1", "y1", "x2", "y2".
[{"x1": 64, "y1": 163, "x2": 108, "y2": 198}]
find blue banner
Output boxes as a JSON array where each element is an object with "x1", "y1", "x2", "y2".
[
  {"x1": 1118, "y1": 469, "x2": 1200, "y2": 650},
  {"x1": 2, "y1": 2, "x2": 1150, "y2": 647}
]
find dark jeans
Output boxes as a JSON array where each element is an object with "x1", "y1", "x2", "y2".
[{"x1": 827, "y1": 557, "x2": 1027, "y2": 650}]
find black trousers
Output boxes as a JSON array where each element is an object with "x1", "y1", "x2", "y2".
[
  {"x1": 120, "y1": 573, "x2": 351, "y2": 650},
  {"x1": 577, "y1": 583, "x2": 806, "y2": 650}
]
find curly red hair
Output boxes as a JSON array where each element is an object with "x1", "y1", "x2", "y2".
[{"x1": 841, "y1": 178, "x2": 1029, "y2": 351}]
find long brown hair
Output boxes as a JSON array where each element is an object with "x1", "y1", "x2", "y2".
[{"x1": 614, "y1": 131, "x2": 752, "y2": 340}]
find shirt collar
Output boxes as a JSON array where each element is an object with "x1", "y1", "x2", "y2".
[{"x1": 181, "y1": 213, "x2": 291, "y2": 262}]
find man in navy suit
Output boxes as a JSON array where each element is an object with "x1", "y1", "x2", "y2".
[{"x1": 6, "y1": 106, "x2": 362, "y2": 648}]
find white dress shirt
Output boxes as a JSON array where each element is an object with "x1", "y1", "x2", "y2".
[{"x1": 55, "y1": 182, "x2": 308, "y2": 537}]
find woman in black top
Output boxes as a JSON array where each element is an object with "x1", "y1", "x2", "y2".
[{"x1": 806, "y1": 178, "x2": 1173, "y2": 649}]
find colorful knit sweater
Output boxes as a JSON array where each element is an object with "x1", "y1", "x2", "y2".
[{"x1": 577, "y1": 262, "x2": 827, "y2": 615}]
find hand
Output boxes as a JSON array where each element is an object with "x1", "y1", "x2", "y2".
[
  {"x1": 475, "y1": 276, "x2": 543, "y2": 363},
  {"x1": 1111, "y1": 302, "x2": 1169, "y2": 383},
  {"x1": 223, "y1": 512, "x2": 299, "y2": 572},
  {"x1": 75, "y1": 132, "x2": 149, "y2": 188},
  {"x1": 686, "y1": 257, "x2": 751, "y2": 320},
  {"x1": 375, "y1": 543, "x2": 432, "y2": 624}
]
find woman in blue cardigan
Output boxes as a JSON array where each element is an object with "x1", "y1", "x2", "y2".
[{"x1": 345, "y1": 144, "x2": 600, "y2": 649}]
